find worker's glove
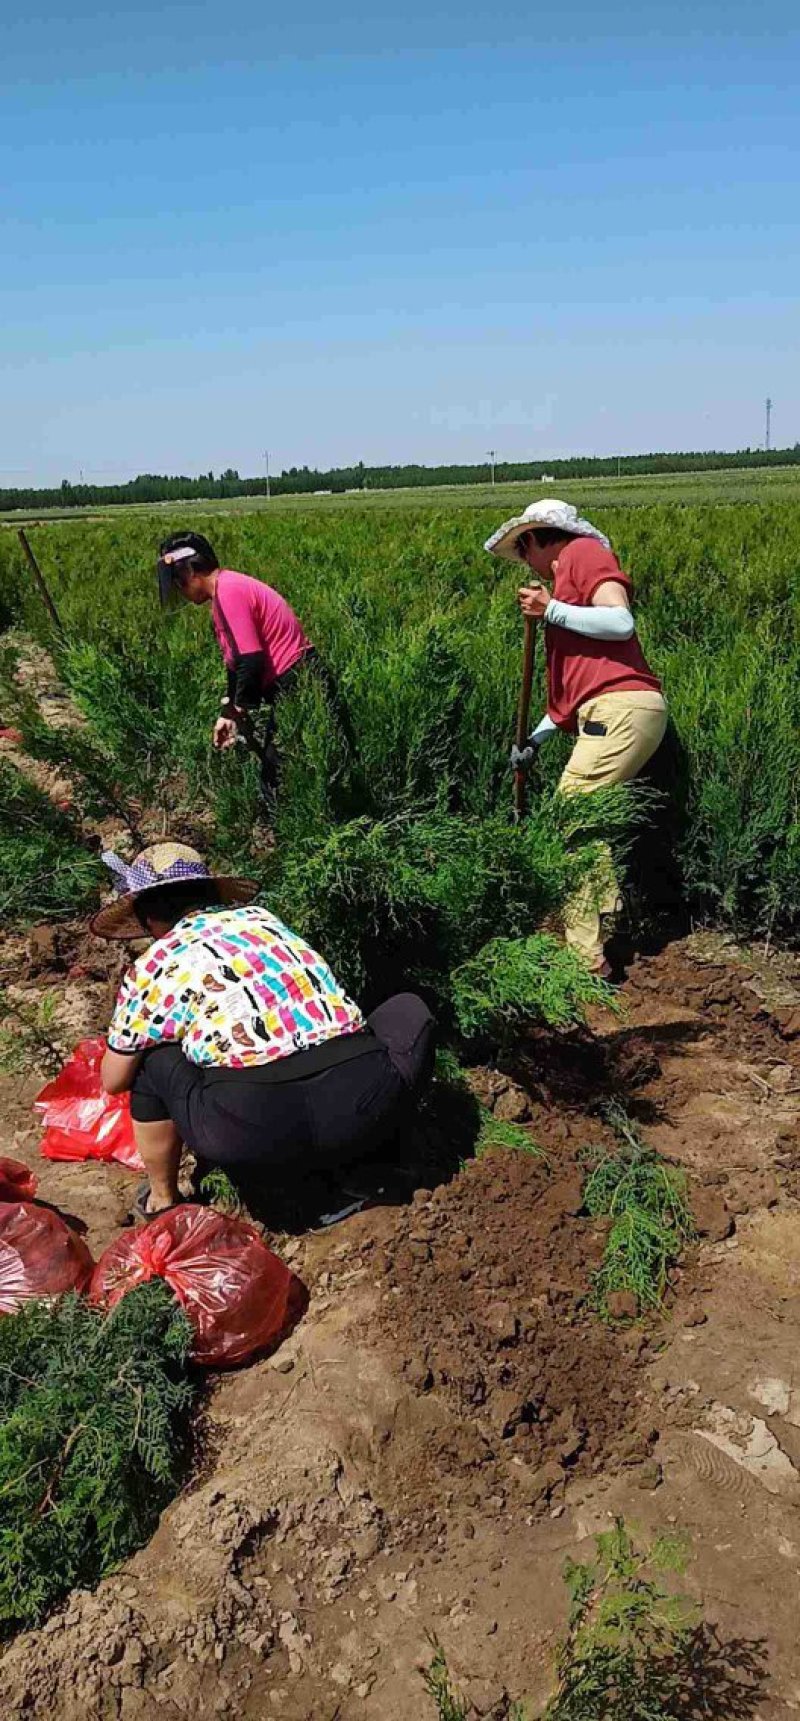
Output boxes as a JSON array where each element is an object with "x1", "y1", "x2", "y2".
[{"x1": 510, "y1": 742, "x2": 536, "y2": 774}]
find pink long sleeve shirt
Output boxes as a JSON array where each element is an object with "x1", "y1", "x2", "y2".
[{"x1": 211, "y1": 568, "x2": 311, "y2": 700}]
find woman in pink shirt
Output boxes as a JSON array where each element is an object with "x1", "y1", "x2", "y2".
[{"x1": 157, "y1": 530, "x2": 326, "y2": 807}]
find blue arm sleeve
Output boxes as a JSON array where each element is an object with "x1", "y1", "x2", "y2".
[
  {"x1": 529, "y1": 713, "x2": 559, "y2": 745},
  {"x1": 545, "y1": 597, "x2": 635, "y2": 641}
]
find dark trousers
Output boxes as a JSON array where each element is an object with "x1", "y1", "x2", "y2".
[
  {"x1": 130, "y1": 993, "x2": 435, "y2": 1173},
  {"x1": 259, "y1": 649, "x2": 344, "y2": 807}
]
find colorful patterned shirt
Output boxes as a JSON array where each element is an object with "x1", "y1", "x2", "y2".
[{"x1": 107, "y1": 906, "x2": 364, "y2": 1068}]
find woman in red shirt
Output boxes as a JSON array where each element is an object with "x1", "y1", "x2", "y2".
[{"x1": 485, "y1": 500, "x2": 667, "y2": 976}]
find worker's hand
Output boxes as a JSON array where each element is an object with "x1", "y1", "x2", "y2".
[
  {"x1": 213, "y1": 716, "x2": 239, "y2": 751},
  {"x1": 518, "y1": 584, "x2": 550, "y2": 619},
  {"x1": 510, "y1": 742, "x2": 536, "y2": 774}
]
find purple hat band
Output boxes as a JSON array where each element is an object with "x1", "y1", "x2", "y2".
[{"x1": 101, "y1": 852, "x2": 209, "y2": 897}]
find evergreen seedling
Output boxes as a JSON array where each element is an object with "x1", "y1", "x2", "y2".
[
  {"x1": 0, "y1": 985, "x2": 67, "y2": 1076},
  {"x1": 583, "y1": 1106, "x2": 696, "y2": 1315},
  {"x1": 0, "y1": 1283, "x2": 194, "y2": 1633},
  {"x1": 475, "y1": 1109, "x2": 544, "y2": 1160},
  {"x1": 543, "y1": 1517, "x2": 697, "y2": 1720},
  {"x1": 452, "y1": 933, "x2": 616, "y2": 1040},
  {"x1": 199, "y1": 1166, "x2": 243, "y2": 1215},
  {"x1": 423, "y1": 1644, "x2": 469, "y2": 1720}
]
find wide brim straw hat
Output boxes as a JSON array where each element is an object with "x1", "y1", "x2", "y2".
[
  {"x1": 483, "y1": 498, "x2": 610, "y2": 563},
  {"x1": 90, "y1": 842, "x2": 258, "y2": 941}
]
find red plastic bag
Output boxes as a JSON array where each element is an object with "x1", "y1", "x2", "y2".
[
  {"x1": 90, "y1": 1206, "x2": 307, "y2": 1367},
  {"x1": 0, "y1": 1202, "x2": 95, "y2": 1313},
  {"x1": 35, "y1": 1037, "x2": 143, "y2": 1171},
  {"x1": 0, "y1": 1158, "x2": 37, "y2": 1203}
]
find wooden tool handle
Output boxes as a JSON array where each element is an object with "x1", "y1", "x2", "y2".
[{"x1": 513, "y1": 617, "x2": 537, "y2": 821}]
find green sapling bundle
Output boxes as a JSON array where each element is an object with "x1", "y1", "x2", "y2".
[
  {"x1": 583, "y1": 1106, "x2": 696, "y2": 1315},
  {"x1": 0, "y1": 1283, "x2": 194, "y2": 1633}
]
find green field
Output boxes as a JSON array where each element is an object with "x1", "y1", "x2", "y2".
[
  {"x1": 1, "y1": 484, "x2": 799, "y2": 1036},
  {"x1": 3, "y1": 461, "x2": 800, "y2": 523}
]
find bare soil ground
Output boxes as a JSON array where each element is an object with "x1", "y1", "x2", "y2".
[{"x1": 2, "y1": 922, "x2": 800, "y2": 1718}]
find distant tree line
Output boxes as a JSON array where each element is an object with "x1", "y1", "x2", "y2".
[{"x1": 2, "y1": 446, "x2": 799, "y2": 513}]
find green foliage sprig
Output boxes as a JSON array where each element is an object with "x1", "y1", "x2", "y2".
[
  {"x1": 0, "y1": 760, "x2": 103, "y2": 926},
  {"x1": 424, "y1": 1521, "x2": 700, "y2": 1721},
  {"x1": 0, "y1": 985, "x2": 67, "y2": 1076},
  {"x1": 423, "y1": 1646, "x2": 469, "y2": 1721},
  {"x1": 543, "y1": 1518, "x2": 698, "y2": 1720},
  {"x1": 199, "y1": 1167, "x2": 243, "y2": 1216},
  {"x1": 452, "y1": 934, "x2": 616, "y2": 1040},
  {"x1": 0, "y1": 1284, "x2": 194, "y2": 1633},
  {"x1": 475, "y1": 1109, "x2": 544, "y2": 1160},
  {"x1": 583, "y1": 1106, "x2": 696, "y2": 1315}
]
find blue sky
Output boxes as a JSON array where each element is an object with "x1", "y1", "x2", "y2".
[{"x1": 2, "y1": 2, "x2": 798, "y2": 484}]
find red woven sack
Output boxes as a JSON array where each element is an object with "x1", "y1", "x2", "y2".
[
  {"x1": 35, "y1": 1037, "x2": 143, "y2": 1170},
  {"x1": 0, "y1": 1202, "x2": 95, "y2": 1313},
  {"x1": 0, "y1": 1158, "x2": 37, "y2": 1203},
  {"x1": 90, "y1": 1205, "x2": 307, "y2": 1367}
]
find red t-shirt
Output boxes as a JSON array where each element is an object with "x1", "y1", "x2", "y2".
[{"x1": 545, "y1": 538, "x2": 662, "y2": 732}]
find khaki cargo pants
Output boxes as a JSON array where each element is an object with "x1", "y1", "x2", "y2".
[{"x1": 558, "y1": 691, "x2": 668, "y2": 969}]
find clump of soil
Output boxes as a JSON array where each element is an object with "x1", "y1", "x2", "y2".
[{"x1": 373, "y1": 1147, "x2": 653, "y2": 1496}]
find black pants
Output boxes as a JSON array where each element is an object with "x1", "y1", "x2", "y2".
[
  {"x1": 259, "y1": 649, "x2": 344, "y2": 807},
  {"x1": 130, "y1": 993, "x2": 435, "y2": 1173}
]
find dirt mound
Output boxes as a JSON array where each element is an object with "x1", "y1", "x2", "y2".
[{"x1": 373, "y1": 1148, "x2": 653, "y2": 1498}]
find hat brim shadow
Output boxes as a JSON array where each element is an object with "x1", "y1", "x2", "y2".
[{"x1": 91, "y1": 879, "x2": 258, "y2": 941}]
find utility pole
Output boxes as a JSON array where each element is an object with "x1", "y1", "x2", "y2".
[
  {"x1": 765, "y1": 398, "x2": 772, "y2": 452},
  {"x1": 616, "y1": 455, "x2": 621, "y2": 479},
  {"x1": 264, "y1": 449, "x2": 270, "y2": 500},
  {"x1": 486, "y1": 449, "x2": 496, "y2": 486}
]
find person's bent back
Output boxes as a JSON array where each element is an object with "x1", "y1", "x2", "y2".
[{"x1": 94, "y1": 843, "x2": 434, "y2": 1217}]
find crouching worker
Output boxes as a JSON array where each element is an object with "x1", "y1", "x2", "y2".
[
  {"x1": 93, "y1": 843, "x2": 435, "y2": 1218},
  {"x1": 485, "y1": 499, "x2": 667, "y2": 977}
]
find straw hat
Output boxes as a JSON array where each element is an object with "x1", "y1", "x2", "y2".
[
  {"x1": 91, "y1": 842, "x2": 258, "y2": 941},
  {"x1": 484, "y1": 498, "x2": 610, "y2": 563}
]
